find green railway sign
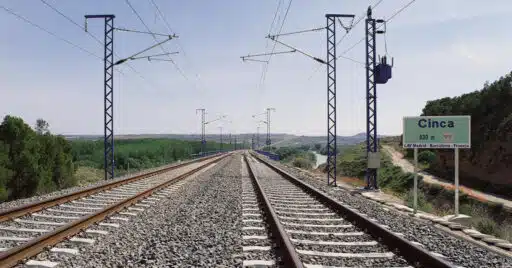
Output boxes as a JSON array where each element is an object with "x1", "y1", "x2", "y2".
[{"x1": 402, "y1": 116, "x2": 471, "y2": 149}]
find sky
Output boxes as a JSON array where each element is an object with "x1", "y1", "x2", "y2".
[{"x1": 1, "y1": 0, "x2": 511, "y2": 137}]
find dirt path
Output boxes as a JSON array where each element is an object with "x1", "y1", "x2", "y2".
[{"x1": 382, "y1": 145, "x2": 512, "y2": 210}]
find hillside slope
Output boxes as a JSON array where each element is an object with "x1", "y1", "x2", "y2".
[{"x1": 407, "y1": 71, "x2": 512, "y2": 197}]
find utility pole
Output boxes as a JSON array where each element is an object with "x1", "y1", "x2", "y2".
[
  {"x1": 325, "y1": 14, "x2": 355, "y2": 187},
  {"x1": 229, "y1": 133, "x2": 232, "y2": 151},
  {"x1": 219, "y1": 126, "x2": 223, "y2": 152},
  {"x1": 196, "y1": 109, "x2": 226, "y2": 156},
  {"x1": 266, "y1": 108, "x2": 275, "y2": 148},
  {"x1": 365, "y1": 7, "x2": 388, "y2": 190},
  {"x1": 196, "y1": 109, "x2": 206, "y2": 156},
  {"x1": 84, "y1": 15, "x2": 175, "y2": 180},
  {"x1": 256, "y1": 126, "x2": 260, "y2": 149},
  {"x1": 243, "y1": 19, "x2": 354, "y2": 186},
  {"x1": 252, "y1": 108, "x2": 275, "y2": 151},
  {"x1": 84, "y1": 15, "x2": 115, "y2": 181}
]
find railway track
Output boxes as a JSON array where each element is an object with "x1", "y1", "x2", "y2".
[
  {"x1": 0, "y1": 153, "x2": 229, "y2": 268},
  {"x1": 244, "y1": 152, "x2": 457, "y2": 268},
  {"x1": 241, "y1": 156, "x2": 278, "y2": 267}
]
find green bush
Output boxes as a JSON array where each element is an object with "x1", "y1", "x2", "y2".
[
  {"x1": 378, "y1": 166, "x2": 420, "y2": 194},
  {"x1": 418, "y1": 150, "x2": 436, "y2": 164},
  {"x1": 292, "y1": 157, "x2": 312, "y2": 169},
  {"x1": 476, "y1": 218, "x2": 500, "y2": 236},
  {"x1": 336, "y1": 144, "x2": 367, "y2": 178},
  {"x1": 405, "y1": 190, "x2": 433, "y2": 213}
]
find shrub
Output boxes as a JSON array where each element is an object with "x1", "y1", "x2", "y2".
[
  {"x1": 476, "y1": 218, "x2": 499, "y2": 236},
  {"x1": 292, "y1": 157, "x2": 312, "y2": 169},
  {"x1": 405, "y1": 190, "x2": 433, "y2": 213},
  {"x1": 418, "y1": 150, "x2": 436, "y2": 164}
]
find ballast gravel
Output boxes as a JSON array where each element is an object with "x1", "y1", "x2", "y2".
[
  {"x1": 264, "y1": 158, "x2": 512, "y2": 268},
  {"x1": 31, "y1": 155, "x2": 243, "y2": 267}
]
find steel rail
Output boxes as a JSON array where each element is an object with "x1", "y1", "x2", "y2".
[
  {"x1": 0, "y1": 153, "x2": 222, "y2": 222},
  {"x1": 250, "y1": 151, "x2": 455, "y2": 268},
  {"x1": 0, "y1": 153, "x2": 230, "y2": 267},
  {"x1": 243, "y1": 154, "x2": 304, "y2": 268}
]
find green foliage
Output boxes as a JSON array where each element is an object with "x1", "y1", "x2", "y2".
[
  {"x1": 476, "y1": 218, "x2": 500, "y2": 236},
  {"x1": 337, "y1": 143, "x2": 420, "y2": 194},
  {"x1": 378, "y1": 167, "x2": 417, "y2": 194},
  {"x1": 421, "y1": 73, "x2": 512, "y2": 150},
  {"x1": 337, "y1": 144, "x2": 366, "y2": 178},
  {"x1": 420, "y1": 72, "x2": 512, "y2": 188},
  {"x1": 274, "y1": 146, "x2": 316, "y2": 170},
  {"x1": 314, "y1": 143, "x2": 322, "y2": 151},
  {"x1": 70, "y1": 138, "x2": 231, "y2": 173},
  {"x1": 418, "y1": 150, "x2": 436, "y2": 164},
  {"x1": 405, "y1": 190, "x2": 434, "y2": 213},
  {"x1": 292, "y1": 157, "x2": 312, "y2": 169},
  {"x1": 74, "y1": 166, "x2": 103, "y2": 186},
  {"x1": 0, "y1": 115, "x2": 76, "y2": 201}
]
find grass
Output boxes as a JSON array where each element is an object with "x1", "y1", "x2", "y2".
[
  {"x1": 339, "y1": 176, "x2": 366, "y2": 187},
  {"x1": 74, "y1": 166, "x2": 103, "y2": 186}
]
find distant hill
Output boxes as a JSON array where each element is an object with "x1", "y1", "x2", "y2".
[{"x1": 63, "y1": 132, "x2": 388, "y2": 148}]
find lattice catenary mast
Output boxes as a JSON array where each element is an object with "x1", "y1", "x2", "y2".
[
  {"x1": 325, "y1": 14, "x2": 355, "y2": 187},
  {"x1": 84, "y1": 14, "x2": 115, "y2": 181},
  {"x1": 365, "y1": 6, "x2": 393, "y2": 189},
  {"x1": 84, "y1": 15, "x2": 176, "y2": 180}
]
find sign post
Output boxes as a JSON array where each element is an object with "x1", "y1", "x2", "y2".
[
  {"x1": 413, "y1": 147, "x2": 418, "y2": 214},
  {"x1": 402, "y1": 115, "x2": 471, "y2": 215}
]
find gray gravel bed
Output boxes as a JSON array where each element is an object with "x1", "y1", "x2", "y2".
[
  {"x1": 272, "y1": 203, "x2": 325, "y2": 209},
  {"x1": 35, "y1": 210, "x2": 87, "y2": 218},
  {"x1": 242, "y1": 252, "x2": 280, "y2": 268},
  {"x1": 285, "y1": 226, "x2": 360, "y2": 233},
  {"x1": 0, "y1": 240, "x2": 25, "y2": 249},
  {"x1": 275, "y1": 212, "x2": 341, "y2": 220},
  {"x1": 20, "y1": 215, "x2": 73, "y2": 224},
  {"x1": 278, "y1": 218, "x2": 350, "y2": 225},
  {"x1": 242, "y1": 239, "x2": 273, "y2": 247},
  {"x1": 264, "y1": 158, "x2": 512, "y2": 268},
  {"x1": 0, "y1": 229, "x2": 39, "y2": 238},
  {"x1": 41, "y1": 207, "x2": 90, "y2": 217},
  {"x1": 243, "y1": 214, "x2": 263, "y2": 218},
  {"x1": 75, "y1": 231, "x2": 106, "y2": 240},
  {"x1": 294, "y1": 243, "x2": 390, "y2": 253},
  {"x1": 0, "y1": 221, "x2": 52, "y2": 230},
  {"x1": 243, "y1": 222, "x2": 266, "y2": 229},
  {"x1": 299, "y1": 255, "x2": 411, "y2": 267},
  {"x1": 62, "y1": 202, "x2": 106, "y2": 208},
  {"x1": 242, "y1": 251, "x2": 278, "y2": 262},
  {"x1": 31, "y1": 155, "x2": 242, "y2": 267},
  {"x1": 265, "y1": 192, "x2": 311, "y2": 197},
  {"x1": 243, "y1": 229, "x2": 268, "y2": 236},
  {"x1": 289, "y1": 233, "x2": 375, "y2": 242},
  {"x1": 80, "y1": 197, "x2": 116, "y2": 203}
]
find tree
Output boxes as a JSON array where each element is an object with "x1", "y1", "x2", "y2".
[
  {"x1": 0, "y1": 116, "x2": 40, "y2": 199},
  {"x1": 314, "y1": 143, "x2": 322, "y2": 151},
  {"x1": 35, "y1": 118, "x2": 49, "y2": 135},
  {"x1": 0, "y1": 115, "x2": 77, "y2": 200}
]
